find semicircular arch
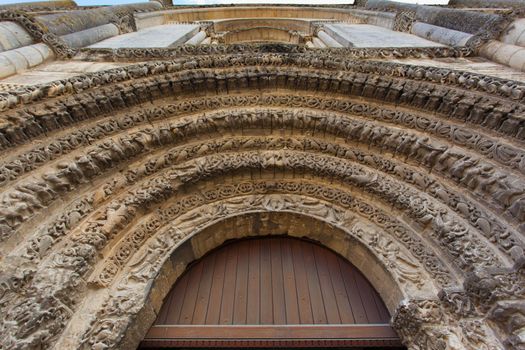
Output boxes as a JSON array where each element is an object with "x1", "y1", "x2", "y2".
[
  {"x1": 0, "y1": 54, "x2": 523, "y2": 350},
  {"x1": 78, "y1": 209, "x2": 417, "y2": 350}
]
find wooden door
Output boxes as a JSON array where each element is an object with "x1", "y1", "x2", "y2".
[{"x1": 140, "y1": 237, "x2": 404, "y2": 348}]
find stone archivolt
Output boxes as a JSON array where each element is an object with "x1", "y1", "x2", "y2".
[
  {"x1": 2, "y1": 99, "x2": 524, "y2": 183},
  {"x1": 88, "y1": 177, "x2": 452, "y2": 289},
  {"x1": 1, "y1": 52, "x2": 524, "y2": 111},
  {"x1": 78, "y1": 196, "x2": 434, "y2": 350},
  {"x1": 1, "y1": 99, "x2": 523, "y2": 255},
  {"x1": 0, "y1": 51, "x2": 524, "y2": 350},
  {"x1": 1, "y1": 67, "x2": 523, "y2": 159}
]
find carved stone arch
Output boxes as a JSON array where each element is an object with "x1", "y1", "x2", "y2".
[
  {"x1": 1, "y1": 116, "x2": 516, "y2": 266},
  {"x1": 4, "y1": 143, "x2": 463, "y2": 282},
  {"x1": 2, "y1": 97, "x2": 522, "y2": 272},
  {"x1": 2, "y1": 61, "x2": 523, "y2": 145},
  {"x1": 70, "y1": 195, "x2": 501, "y2": 350},
  {"x1": 75, "y1": 206, "x2": 421, "y2": 350},
  {"x1": 1, "y1": 50, "x2": 524, "y2": 350},
  {"x1": 0, "y1": 147, "x2": 510, "y2": 350},
  {"x1": 25, "y1": 146, "x2": 501, "y2": 283},
  {"x1": 91, "y1": 189, "x2": 445, "y2": 293},
  {"x1": 93, "y1": 149, "x2": 510, "y2": 270},
  {"x1": 5, "y1": 167, "x2": 460, "y2": 349},
  {"x1": 2, "y1": 88, "x2": 524, "y2": 244}
]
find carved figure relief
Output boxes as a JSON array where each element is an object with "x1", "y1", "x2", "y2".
[{"x1": 0, "y1": 6, "x2": 523, "y2": 349}]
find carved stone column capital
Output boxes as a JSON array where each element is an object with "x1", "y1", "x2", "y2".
[
  {"x1": 391, "y1": 298, "x2": 504, "y2": 350},
  {"x1": 199, "y1": 21, "x2": 215, "y2": 36},
  {"x1": 312, "y1": 24, "x2": 325, "y2": 37},
  {"x1": 392, "y1": 299, "x2": 450, "y2": 348},
  {"x1": 464, "y1": 258, "x2": 525, "y2": 311}
]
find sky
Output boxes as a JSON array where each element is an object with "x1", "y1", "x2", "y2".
[{"x1": 0, "y1": 0, "x2": 449, "y2": 6}]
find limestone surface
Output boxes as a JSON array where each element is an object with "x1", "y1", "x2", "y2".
[{"x1": 0, "y1": 2, "x2": 524, "y2": 350}]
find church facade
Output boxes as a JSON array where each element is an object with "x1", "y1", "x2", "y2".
[{"x1": 0, "y1": 0, "x2": 524, "y2": 349}]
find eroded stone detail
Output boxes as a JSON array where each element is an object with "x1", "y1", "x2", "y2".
[
  {"x1": 7, "y1": 50, "x2": 525, "y2": 117},
  {"x1": 0, "y1": 9, "x2": 523, "y2": 347},
  {"x1": 0, "y1": 10, "x2": 75, "y2": 58},
  {"x1": 490, "y1": 301, "x2": 525, "y2": 349},
  {"x1": 90, "y1": 181, "x2": 450, "y2": 289},
  {"x1": 393, "y1": 299, "x2": 502, "y2": 350},
  {"x1": 464, "y1": 259, "x2": 525, "y2": 311},
  {"x1": 81, "y1": 195, "x2": 432, "y2": 349}
]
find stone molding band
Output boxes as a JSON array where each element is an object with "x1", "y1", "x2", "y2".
[
  {"x1": 1, "y1": 66, "x2": 523, "y2": 152},
  {"x1": 2, "y1": 50, "x2": 523, "y2": 115}
]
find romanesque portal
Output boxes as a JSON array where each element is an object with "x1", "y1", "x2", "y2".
[
  {"x1": 0, "y1": 0, "x2": 524, "y2": 349},
  {"x1": 142, "y1": 235, "x2": 399, "y2": 348}
]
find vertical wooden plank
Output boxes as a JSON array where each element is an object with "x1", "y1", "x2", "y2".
[
  {"x1": 324, "y1": 250, "x2": 356, "y2": 324},
  {"x1": 270, "y1": 238, "x2": 286, "y2": 324},
  {"x1": 233, "y1": 240, "x2": 250, "y2": 324},
  {"x1": 372, "y1": 291, "x2": 391, "y2": 323},
  {"x1": 246, "y1": 239, "x2": 261, "y2": 324},
  {"x1": 313, "y1": 245, "x2": 341, "y2": 324},
  {"x1": 155, "y1": 288, "x2": 172, "y2": 325},
  {"x1": 354, "y1": 272, "x2": 382, "y2": 323},
  {"x1": 220, "y1": 243, "x2": 239, "y2": 324},
  {"x1": 153, "y1": 237, "x2": 392, "y2": 330},
  {"x1": 291, "y1": 239, "x2": 313, "y2": 324},
  {"x1": 205, "y1": 248, "x2": 228, "y2": 324},
  {"x1": 338, "y1": 259, "x2": 368, "y2": 323},
  {"x1": 165, "y1": 273, "x2": 190, "y2": 324},
  {"x1": 281, "y1": 238, "x2": 300, "y2": 324},
  {"x1": 192, "y1": 253, "x2": 216, "y2": 324},
  {"x1": 179, "y1": 261, "x2": 205, "y2": 324},
  {"x1": 302, "y1": 242, "x2": 327, "y2": 324},
  {"x1": 260, "y1": 239, "x2": 273, "y2": 324}
]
